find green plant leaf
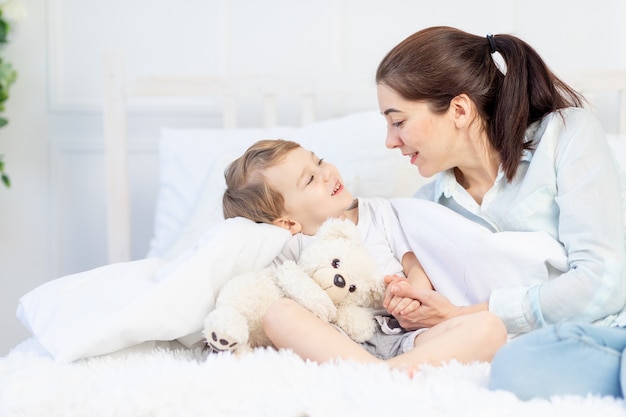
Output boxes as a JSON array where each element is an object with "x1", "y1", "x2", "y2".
[
  {"x1": 0, "y1": 156, "x2": 9, "y2": 188},
  {"x1": 0, "y1": 19, "x2": 7, "y2": 44},
  {"x1": 0, "y1": 117, "x2": 7, "y2": 127}
]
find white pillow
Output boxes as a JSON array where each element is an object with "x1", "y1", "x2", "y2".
[
  {"x1": 149, "y1": 111, "x2": 429, "y2": 259},
  {"x1": 148, "y1": 126, "x2": 297, "y2": 258}
]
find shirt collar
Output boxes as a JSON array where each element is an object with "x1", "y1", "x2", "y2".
[{"x1": 432, "y1": 148, "x2": 533, "y2": 201}]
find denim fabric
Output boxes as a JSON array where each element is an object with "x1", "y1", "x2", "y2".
[{"x1": 489, "y1": 324, "x2": 626, "y2": 400}]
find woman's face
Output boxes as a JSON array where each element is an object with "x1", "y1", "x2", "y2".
[
  {"x1": 377, "y1": 84, "x2": 458, "y2": 178},
  {"x1": 263, "y1": 146, "x2": 355, "y2": 235}
]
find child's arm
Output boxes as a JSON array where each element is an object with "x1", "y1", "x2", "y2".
[
  {"x1": 402, "y1": 251, "x2": 433, "y2": 291},
  {"x1": 384, "y1": 251, "x2": 433, "y2": 321}
]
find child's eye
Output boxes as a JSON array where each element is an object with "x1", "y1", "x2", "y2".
[{"x1": 305, "y1": 158, "x2": 324, "y2": 186}]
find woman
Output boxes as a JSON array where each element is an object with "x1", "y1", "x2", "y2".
[
  {"x1": 376, "y1": 25, "x2": 625, "y2": 334},
  {"x1": 376, "y1": 25, "x2": 626, "y2": 398}
]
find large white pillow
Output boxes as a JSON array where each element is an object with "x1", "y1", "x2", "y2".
[
  {"x1": 148, "y1": 126, "x2": 297, "y2": 259},
  {"x1": 148, "y1": 111, "x2": 429, "y2": 259}
]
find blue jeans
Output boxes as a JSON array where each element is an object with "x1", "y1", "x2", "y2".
[{"x1": 489, "y1": 323, "x2": 626, "y2": 400}]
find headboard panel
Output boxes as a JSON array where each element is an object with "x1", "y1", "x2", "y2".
[
  {"x1": 102, "y1": 50, "x2": 131, "y2": 264},
  {"x1": 101, "y1": 50, "x2": 377, "y2": 264},
  {"x1": 570, "y1": 69, "x2": 626, "y2": 135}
]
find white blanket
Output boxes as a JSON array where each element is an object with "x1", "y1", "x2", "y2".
[
  {"x1": 16, "y1": 218, "x2": 291, "y2": 362},
  {"x1": 391, "y1": 198, "x2": 568, "y2": 305},
  {"x1": 16, "y1": 199, "x2": 568, "y2": 362}
]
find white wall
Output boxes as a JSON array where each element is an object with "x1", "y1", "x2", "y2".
[{"x1": 1, "y1": 0, "x2": 625, "y2": 356}]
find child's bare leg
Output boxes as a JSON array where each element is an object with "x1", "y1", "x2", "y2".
[
  {"x1": 263, "y1": 298, "x2": 382, "y2": 364},
  {"x1": 387, "y1": 311, "x2": 507, "y2": 370}
]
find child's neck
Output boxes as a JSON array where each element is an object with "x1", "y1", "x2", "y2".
[{"x1": 342, "y1": 198, "x2": 359, "y2": 224}]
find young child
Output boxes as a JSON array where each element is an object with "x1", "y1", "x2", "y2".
[{"x1": 222, "y1": 139, "x2": 506, "y2": 370}]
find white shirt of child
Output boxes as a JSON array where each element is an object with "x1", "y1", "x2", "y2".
[{"x1": 273, "y1": 197, "x2": 411, "y2": 279}]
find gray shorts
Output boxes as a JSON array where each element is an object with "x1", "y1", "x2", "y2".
[{"x1": 359, "y1": 314, "x2": 426, "y2": 360}]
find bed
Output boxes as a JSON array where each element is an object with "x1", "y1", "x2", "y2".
[{"x1": 2, "y1": 56, "x2": 626, "y2": 416}]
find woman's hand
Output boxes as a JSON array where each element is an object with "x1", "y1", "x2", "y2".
[{"x1": 383, "y1": 275, "x2": 460, "y2": 330}]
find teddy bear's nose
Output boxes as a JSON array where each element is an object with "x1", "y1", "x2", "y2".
[{"x1": 333, "y1": 274, "x2": 346, "y2": 288}]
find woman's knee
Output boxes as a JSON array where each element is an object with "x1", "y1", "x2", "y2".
[{"x1": 489, "y1": 324, "x2": 625, "y2": 399}]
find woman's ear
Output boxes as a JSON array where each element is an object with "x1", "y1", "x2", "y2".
[
  {"x1": 272, "y1": 217, "x2": 302, "y2": 235},
  {"x1": 449, "y1": 94, "x2": 474, "y2": 128}
]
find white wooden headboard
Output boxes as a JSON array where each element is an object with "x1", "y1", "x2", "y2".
[
  {"x1": 570, "y1": 69, "x2": 626, "y2": 135},
  {"x1": 101, "y1": 50, "x2": 377, "y2": 264}
]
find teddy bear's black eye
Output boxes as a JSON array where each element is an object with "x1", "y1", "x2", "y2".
[
  {"x1": 333, "y1": 274, "x2": 346, "y2": 288},
  {"x1": 331, "y1": 259, "x2": 340, "y2": 268},
  {"x1": 349, "y1": 285, "x2": 356, "y2": 293}
]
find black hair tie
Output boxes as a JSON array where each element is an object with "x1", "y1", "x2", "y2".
[{"x1": 486, "y1": 33, "x2": 497, "y2": 54}]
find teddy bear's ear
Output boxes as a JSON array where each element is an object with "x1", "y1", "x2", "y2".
[{"x1": 317, "y1": 218, "x2": 360, "y2": 242}]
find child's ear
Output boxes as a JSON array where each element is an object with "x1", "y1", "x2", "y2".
[{"x1": 272, "y1": 217, "x2": 302, "y2": 235}]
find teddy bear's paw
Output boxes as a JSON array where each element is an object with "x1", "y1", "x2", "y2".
[
  {"x1": 205, "y1": 331, "x2": 240, "y2": 354},
  {"x1": 274, "y1": 261, "x2": 338, "y2": 321},
  {"x1": 310, "y1": 294, "x2": 338, "y2": 322},
  {"x1": 203, "y1": 307, "x2": 250, "y2": 354},
  {"x1": 335, "y1": 308, "x2": 376, "y2": 342}
]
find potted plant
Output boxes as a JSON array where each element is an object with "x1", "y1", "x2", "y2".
[{"x1": 0, "y1": 0, "x2": 22, "y2": 188}]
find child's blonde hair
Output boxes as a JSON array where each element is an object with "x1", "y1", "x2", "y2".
[{"x1": 223, "y1": 139, "x2": 301, "y2": 223}]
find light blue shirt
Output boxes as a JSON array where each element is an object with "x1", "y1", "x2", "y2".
[{"x1": 416, "y1": 107, "x2": 626, "y2": 333}]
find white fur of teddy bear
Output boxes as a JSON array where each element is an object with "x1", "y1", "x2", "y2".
[{"x1": 203, "y1": 217, "x2": 384, "y2": 354}]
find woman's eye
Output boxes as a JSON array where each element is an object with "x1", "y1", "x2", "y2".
[{"x1": 392, "y1": 121, "x2": 404, "y2": 128}]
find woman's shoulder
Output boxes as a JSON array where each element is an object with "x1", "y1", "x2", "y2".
[
  {"x1": 553, "y1": 106, "x2": 601, "y2": 127},
  {"x1": 530, "y1": 107, "x2": 606, "y2": 149}
]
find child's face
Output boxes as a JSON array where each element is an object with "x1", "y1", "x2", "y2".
[{"x1": 263, "y1": 146, "x2": 354, "y2": 235}]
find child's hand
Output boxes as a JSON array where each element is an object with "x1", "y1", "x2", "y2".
[
  {"x1": 383, "y1": 275, "x2": 421, "y2": 317},
  {"x1": 386, "y1": 280, "x2": 460, "y2": 330},
  {"x1": 383, "y1": 275, "x2": 405, "y2": 309}
]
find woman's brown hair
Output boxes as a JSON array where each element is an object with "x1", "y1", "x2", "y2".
[{"x1": 376, "y1": 26, "x2": 584, "y2": 181}]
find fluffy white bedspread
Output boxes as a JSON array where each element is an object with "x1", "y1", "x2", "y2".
[{"x1": 1, "y1": 338, "x2": 625, "y2": 417}]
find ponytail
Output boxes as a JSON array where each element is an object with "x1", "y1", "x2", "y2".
[
  {"x1": 376, "y1": 26, "x2": 584, "y2": 181},
  {"x1": 489, "y1": 34, "x2": 584, "y2": 179}
]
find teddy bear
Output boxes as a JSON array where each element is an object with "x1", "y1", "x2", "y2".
[{"x1": 203, "y1": 217, "x2": 385, "y2": 354}]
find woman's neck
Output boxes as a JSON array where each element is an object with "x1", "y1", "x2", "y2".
[{"x1": 455, "y1": 140, "x2": 500, "y2": 205}]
